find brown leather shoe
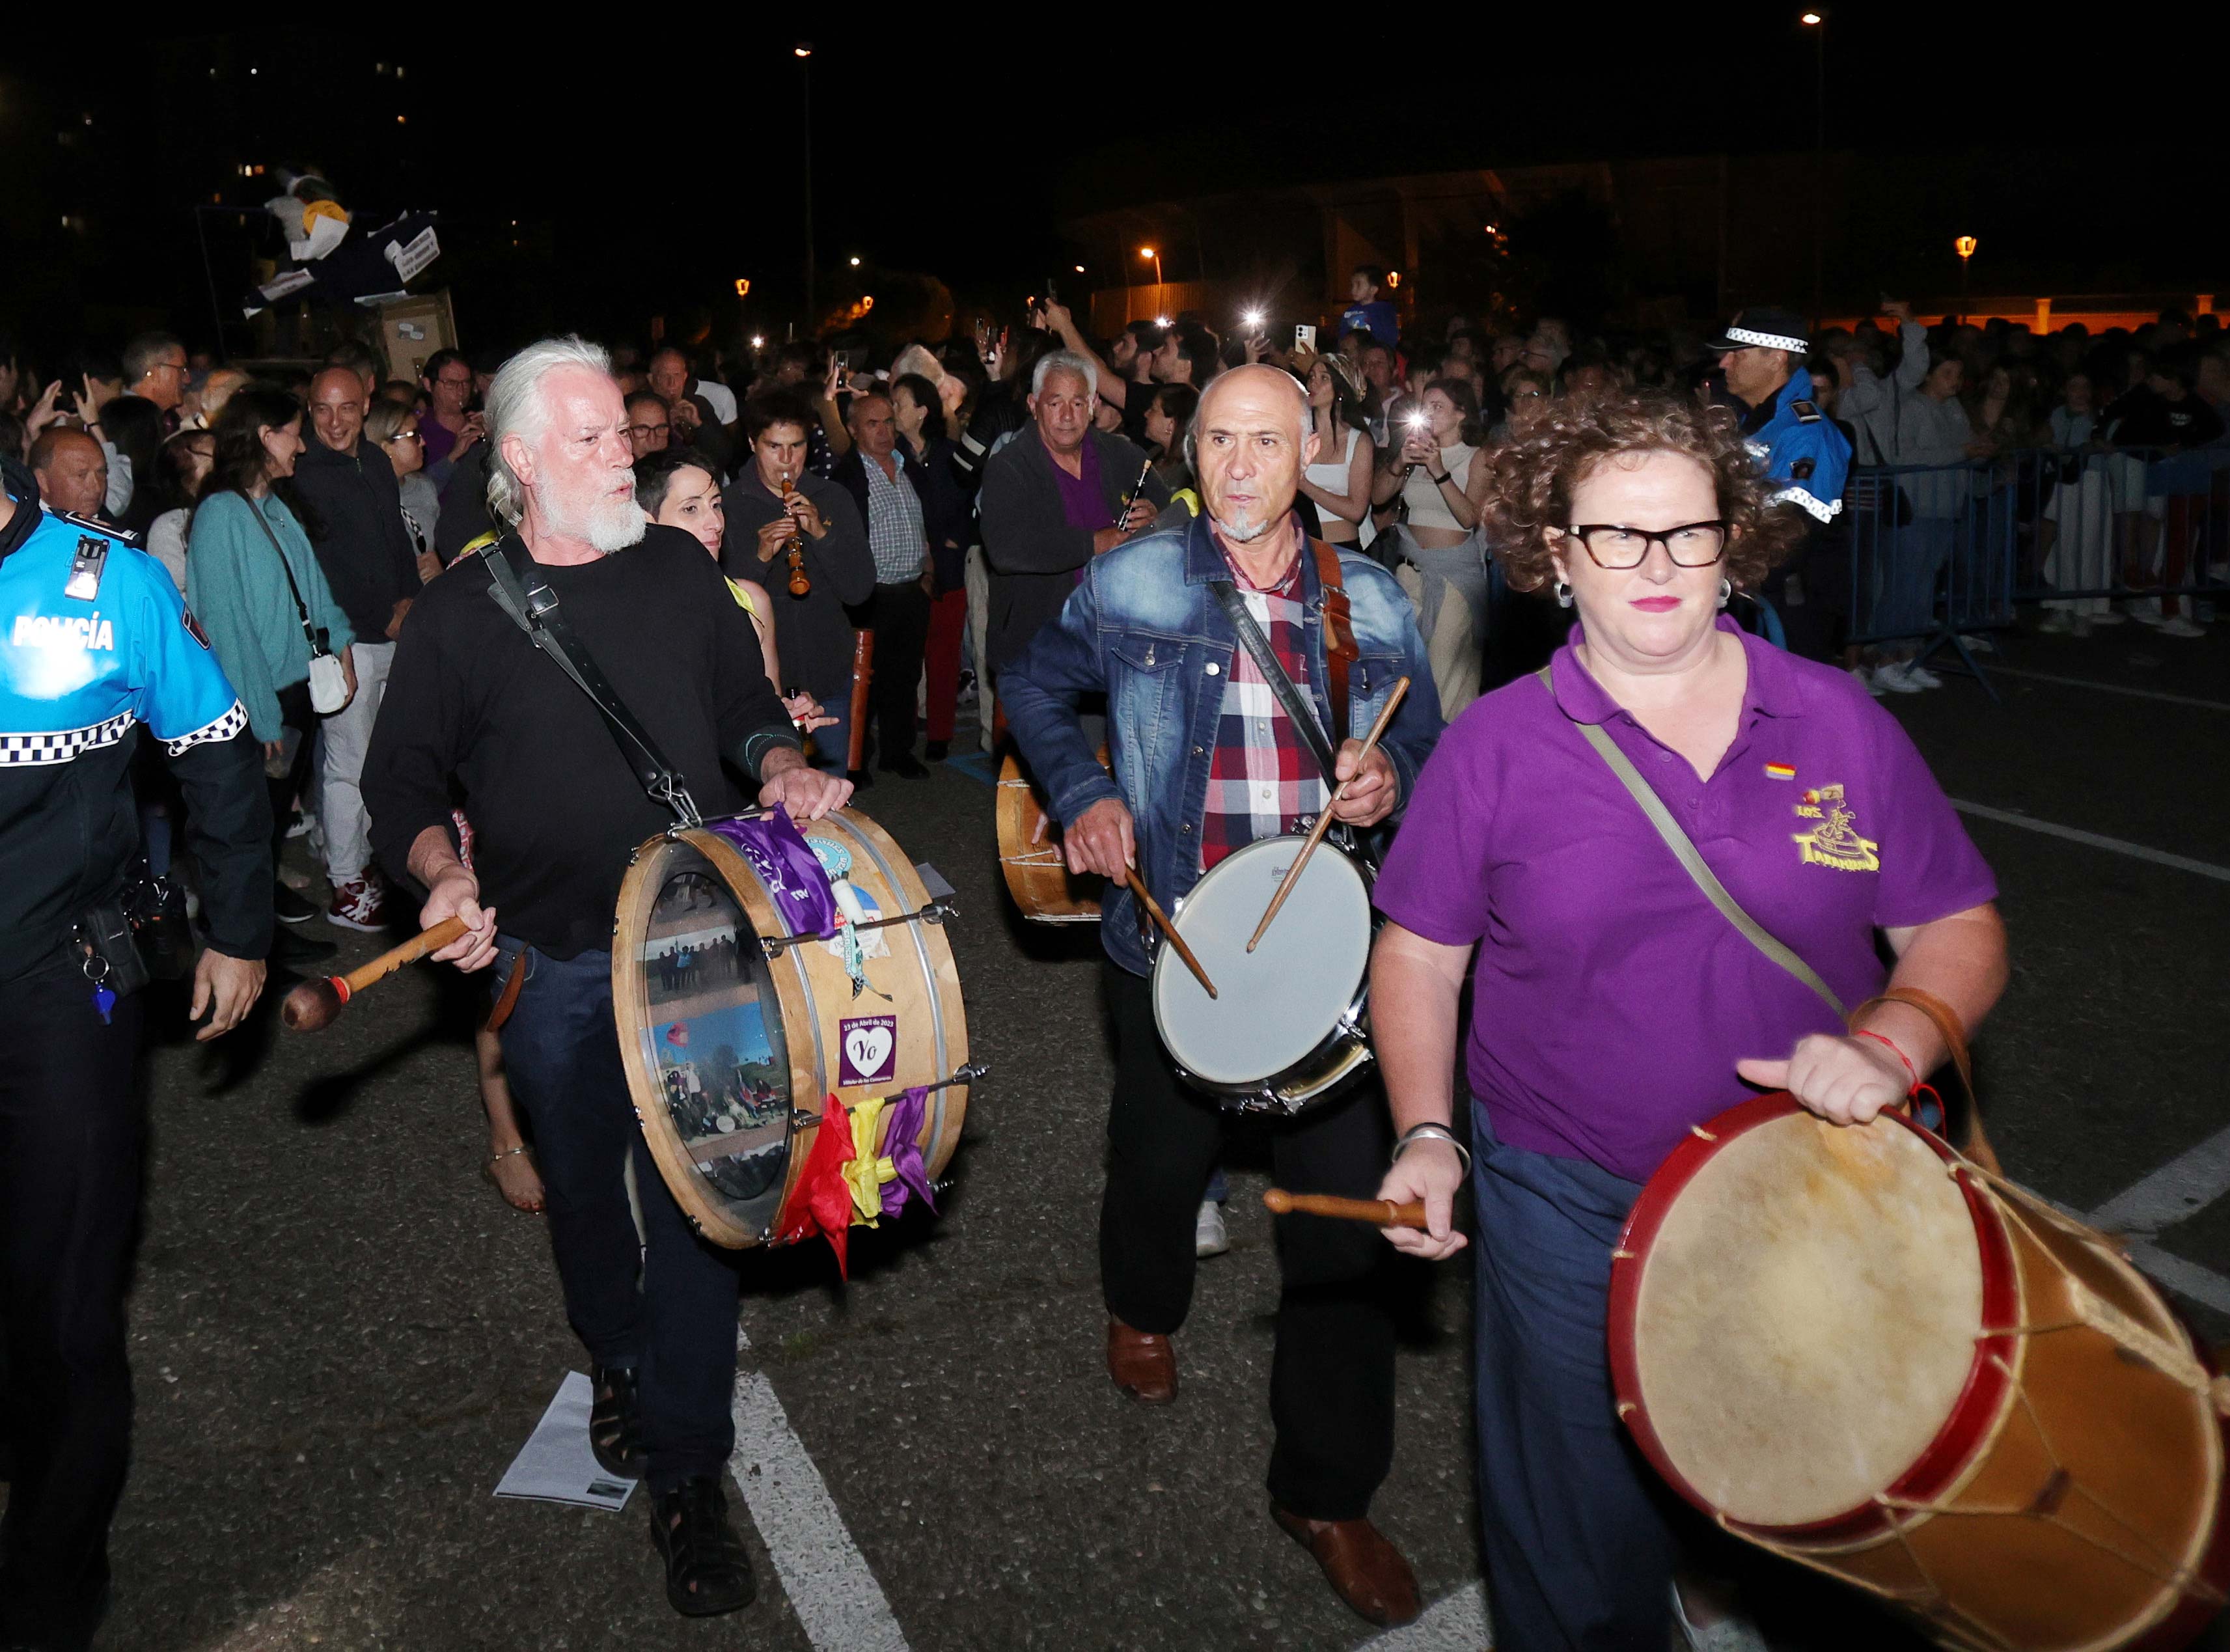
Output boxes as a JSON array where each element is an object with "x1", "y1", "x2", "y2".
[
  {"x1": 1105, "y1": 1315, "x2": 1177, "y2": 1404},
  {"x1": 1271, "y1": 1503, "x2": 1420, "y2": 1627}
]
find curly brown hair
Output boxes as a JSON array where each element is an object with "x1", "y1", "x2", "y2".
[{"x1": 1475, "y1": 390, "x2": 1808, "y2": 593}]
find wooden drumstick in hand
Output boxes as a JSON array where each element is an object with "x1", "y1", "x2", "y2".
[
  {"x1": 1122, "y1": 866, "x2": 1217, "y2": 999},
  {"x1": 1247, "y1": 676, "x2": 1409, "y2": 952},
  {"x1": 1263, "y1": 1188, "x2": 1427, "y2": 1228},
  {"x1": 282, "y1": 916, "x2": 470, "y2": 1031}
]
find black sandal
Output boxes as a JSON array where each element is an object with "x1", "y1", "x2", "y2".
[
  {"x1": 650, "y1": 1476, "x2": 757, "y2": 1617},
  {"x1": 588, "y1": 1364, "x2": 645, "y2": 1479}
]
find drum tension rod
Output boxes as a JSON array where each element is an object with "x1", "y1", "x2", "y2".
[
  {"x1": 758, "y1": 902, "x2": 959, "y2": 957},
  {"x1": 789, "y1": 1061, "x2": 989, "y2": 1127}
]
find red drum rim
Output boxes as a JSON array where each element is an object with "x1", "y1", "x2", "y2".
[{"x1": 1606, "y1": 1094, "x2": 2023, "y2": 1543}]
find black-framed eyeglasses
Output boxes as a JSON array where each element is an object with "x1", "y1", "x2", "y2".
[{"x1": 1562, "y1": 521, "x2": 1728, "y2": 568}]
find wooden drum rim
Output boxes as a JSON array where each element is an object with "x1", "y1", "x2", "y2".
[{"x1": 1606, "y1": 1095, "x2": 2024, "y2": 1544}]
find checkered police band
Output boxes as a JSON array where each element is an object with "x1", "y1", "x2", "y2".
[{"x1": 1723, "y1": 326, "x2": 1809, "y2": 354}]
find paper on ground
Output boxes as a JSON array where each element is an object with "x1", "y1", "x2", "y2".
[{"x1": 495, "y1": 1370, "x2": 637, "y2": 1511}]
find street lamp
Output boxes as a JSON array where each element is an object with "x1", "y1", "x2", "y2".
[
  {"x1": 1139, "y1": 245, "x2": 1163, "y2": 317},
  {"x1": 848, "y1": 255, "x2": 860, "y2": 268},
  {"x1": 797, "y1": 46, "x2": 815, "y2": 325},
  {"x1": 1955, "y1": 236, "x2": 1977, "y2": 318},
  {"x1": 1801, "y1": 9, "x2": 1825, "y2": 325}
]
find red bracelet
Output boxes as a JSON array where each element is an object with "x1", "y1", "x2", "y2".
[{"x1": 1854, "y1": 1029, "x2": 1918, "y2": 1094}]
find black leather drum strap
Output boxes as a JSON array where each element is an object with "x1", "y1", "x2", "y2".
[
  {"x1": 480, "y1": 534, "x2": 703, "y2": 826},
  {"x1": 1209, "y1": 579, "x2": 1340, "y2": 788}
]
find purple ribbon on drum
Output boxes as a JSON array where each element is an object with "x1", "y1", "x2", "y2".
[
  {"x1": 713, "y1": 812, "x2": 838, "y2": 935},
  {"x1": 879, "y1": 1085, "x2": 937, "y2": 1218}
]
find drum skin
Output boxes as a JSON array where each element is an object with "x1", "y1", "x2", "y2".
[
  {"x1": 995, "y1": 749, "x2": 1103, "y2": 923},
  {"x1": 1608, "y1": 1096, "x2": 2230, "y2": 1652},
  {"x1": 613, "y1": 809, "x2": 969, "y2": 1249}
]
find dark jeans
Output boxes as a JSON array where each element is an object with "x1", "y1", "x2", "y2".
[
  {"x1": 1099, "y1": 959, "x2": 1394, "y2": 1521},
  {"x1": 0, "y1": 960, "x2": 147, "y2": 1648},
  {"x1": 866, "y1": 580, "x2": 931, "y2": 765},
  {"x1": 494, "y1": 943, "x2": 742, "y2": 1494},
  {"x1": 1470, "y1": 1104, "x2": 1678, "y2": 1651}
]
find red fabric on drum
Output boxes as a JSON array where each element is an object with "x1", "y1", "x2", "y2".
[{"x1": 776, "y1": 1095, "x2": 857, "y2": 1276}]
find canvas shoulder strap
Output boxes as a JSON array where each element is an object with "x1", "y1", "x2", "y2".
[
  {"x1": 480, "y1": 535, "x2": 703, "y2": 826},
  {"x1": 1535, "y1": 665, "x2": 1844, "y2": 1017}
]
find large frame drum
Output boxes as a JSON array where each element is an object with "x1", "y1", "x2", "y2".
[
  {"x1": 995, "y1": 749, "x2": 1103, "y2": 924},
  {"x1": 611, "y1": 809, "x2": 969, "y2": 1248},
  {"x1": 1608, "y1": 1097, "x2": 2230, "y2": 1651}
]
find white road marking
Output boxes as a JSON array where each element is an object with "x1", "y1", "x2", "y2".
[
  {"x1": 1980, "y1": 666, "x2": 2230, "y2": 712},
  {"x1": 1948, "y1": 799, "x2": 2230, "y2": 884},
  {"x1": 728, "y1": 1330, "x2": 910, "y2": 1652},
  {"x1": 2088, "y1": 1122, "x2": 2230, "y2": 1239},
  {"x1": 1358, "y1": 1580, "x2": 1491, "y2": 1650}
]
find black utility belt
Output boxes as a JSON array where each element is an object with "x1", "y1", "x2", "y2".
[{"x1": 66, "y1": 869, "x2": 195, "y2": 1003}]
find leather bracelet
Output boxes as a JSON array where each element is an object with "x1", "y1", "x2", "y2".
[
  {"x1": 1392, "y1": 1122, "x2": 1471, "y2": 1177},
  {"x1": 1853, "y1": 1029, "x2": 1918, "y2": 1093},
  {"x1": 1428, "y1": 471, "x2": 1452, "y2": 486}
]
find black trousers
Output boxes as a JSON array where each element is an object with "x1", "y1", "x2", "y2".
[
  {"x1": 0, "y1": 960, "x2": 147, "y2": 1647},
  {"x1": 494, "y1": 943, "x2": 743, "y2": 1495},
  {"x1": 1098, "y1": 959, "x2": 1396, "y2": 1521},
  {"x1": 865, "y1": 579, "x2": 931, "y2": 765}
]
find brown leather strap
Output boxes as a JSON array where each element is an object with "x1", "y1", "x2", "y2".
[
  {"x1": 485, "y1": 950, "x2": 528, "y2": 1033},
  {"x1": 1849, "y1": 985, "x2": 2000, "y2": 1173},
  {"x1": 1311, "y1": 538, "x2": 1357, "y2": 747}
]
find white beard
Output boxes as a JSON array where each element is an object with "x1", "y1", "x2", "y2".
[
  {"x1": 547, "y1": 480, "x2": 646, "y2": 553},
  {"x1": 1215, "y1": 506, "x2": 1272, "y2": 543}
]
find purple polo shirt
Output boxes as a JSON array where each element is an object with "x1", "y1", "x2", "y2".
[
  {"x1": 1052, "y1": 435, "x2": 1105, "y2": 529},
  {"x1": 1372, "y1": 618, "x2": 1996, "y2": 1183}
]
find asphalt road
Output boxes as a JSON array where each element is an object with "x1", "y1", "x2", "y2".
[{"x1": 38, "y1": 620, "x2": 2230, "y2": 1651}]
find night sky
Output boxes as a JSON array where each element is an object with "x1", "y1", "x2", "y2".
[{"x1": 1, "y1": 5, "x2": 2218, "y2": 359}]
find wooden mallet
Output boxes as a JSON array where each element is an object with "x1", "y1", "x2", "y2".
[
  {"x1": 1246, "y1": 676, "x2": 1409, "y2": 953},
  {"x1": 281, "y1": 916, "x2": 470, "y2": 1031},
  {"x1": 1263, "y1": 1188, "x2": 1426, "y2": 1228}
]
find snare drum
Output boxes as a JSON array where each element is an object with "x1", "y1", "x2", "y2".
[
  {"x1": 1609, "y1": 1097, "x2": 2230, "y2": 1651},
  {"x1": 1150, "y1": 833, "x2": 1376, "y2": 1114},
  {"x1": 611, "y1": 808, "x2": 971, "y2": 1248},
  {"x1": 995, "y1": 749, "x2": 1104, "y2": 924}
]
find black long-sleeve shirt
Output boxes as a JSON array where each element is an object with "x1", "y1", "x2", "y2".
[
  {"x1": 292, "y1": 435, "x2": 422, "y2": 644},
  {"x1": 719, "y1": 470, "x2": 876, "y2": 696},
  {"x1": 363, "y1": 527, "x2": 801, "y2": 957}
]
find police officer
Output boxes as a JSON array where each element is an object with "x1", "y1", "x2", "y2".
[
  {"x1": 0, "y1": 454, "x2": 271, "y2": 1650},
  {"x1": 1709, "y1": 306, "x2": 1853, "y2": 659}
]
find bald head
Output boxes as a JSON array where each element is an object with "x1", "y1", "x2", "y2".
[
  {"x1": 32, "y1": 429, "x2": 108, "y2": 519},
  {"x1": 1192, "y1": 366, "x2": 1317, "y2": 544},
  {"x1": 309, "y1": 366, "x2": 368, "y2": 453},
  {"x1": 646, "y1": 348, "x2": 691, "y2": 404},
  {"x1": 197, "y1": 366, "x2": 249, "y2": 426}
]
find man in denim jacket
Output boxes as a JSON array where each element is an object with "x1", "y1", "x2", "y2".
[{"x1": 1002, "y1": 366, "x2": 1442, "y2": 1627}]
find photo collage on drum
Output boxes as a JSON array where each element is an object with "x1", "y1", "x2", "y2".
[{"x1": 642, "y1": 867, "x2": 790, "y2": 1204}]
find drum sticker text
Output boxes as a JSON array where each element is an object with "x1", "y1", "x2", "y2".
[
  {"x1": 839, "y1": 1015, "x2": 898, "y2": 1088},
  {"x1": 1791, "y1": 784, "x2": 1880, "y2": 872}
]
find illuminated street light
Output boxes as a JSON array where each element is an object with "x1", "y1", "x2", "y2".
[
  {"x1": 1955, "y1": 235, "x2": 1977, "y2": 318},
  {"x1": 849, "y1": 255, "x2": 860, "y2": 268},
  {"x1": 734, "y1": 278, "x2": 751, "y2": 297},
  {"x1": 1800, "y1": 10, "x2": 1822, "y2": 23},
  {"x1": 751, "y1": 335, "x2": 765, "y2": 349},
  {"x1": 794, "y1": 44, "x2": 812, "y2": 57},
  {"x1": 1955, "y1": 235, "x2": 1977, "y2": 260},
  {"x1": 1073, "y1": 264, "x2": 1085, "y2": 273}
]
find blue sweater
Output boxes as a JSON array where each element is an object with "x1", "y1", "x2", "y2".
[{"x1": 184, "y1": 491, "x2": 355, "y2": 741}]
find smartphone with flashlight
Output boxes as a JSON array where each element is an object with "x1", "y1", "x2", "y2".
[
  {"x1": 1045, "y1": 276, "x2": 1059, "y2": 303},
  {"x1": 1294, "y1": 324, "x2": 1317, "y2": 352}
]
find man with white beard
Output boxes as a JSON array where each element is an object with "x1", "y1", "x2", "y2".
[
  {"x1": 363, "y1": 337, "x2": 848, "y2": 1619},
  {"x1": 999, "y1": 366, "x2": 1442, "y2": 1628}
]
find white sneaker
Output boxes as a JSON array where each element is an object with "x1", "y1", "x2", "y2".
[
  {"x1": 1959, "y1": 633, "x2": 1997, "y2": 654},
  {"x1": 1871, "y1": 663, "x2": 1924, "y2": 694},
  {"x1": 2035, "y1": 611, "x2": 2074, "y2": 635},
  {"x1": 2158, "y1": 616, "x2": 2206, "y2": 638},
  {"x1": 1849, "y1": 666, "x2": 1886, "y2": 697},
  {"x1": 1194, "y1": 1199, "x2": 1230, "y2": 1259},
  {"x1": 1671, "y1": 1582, "x2": 1772, "y2": 1652},
  {"x1": 1907, "y1": 665, "x2": 1945, "y2": 688}
]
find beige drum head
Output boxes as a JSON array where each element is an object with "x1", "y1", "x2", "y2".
[{"x1": 1628, "y1": 1111, "x2": 1986, "y2": 1528}]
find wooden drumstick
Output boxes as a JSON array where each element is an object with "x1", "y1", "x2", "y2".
[
  {"x1": 1122, "y1": 866, "x2": 1217, "y2": 999},
  {"x1": 1246, "y1": 676, "x2": 1409, "y2": 953},
  {"x1": 1263, "y1": 1187, "x2": 1427, "y2": 1228},
  {"x1": 282, "y1": 916, "x2": 471, "y2": 1032}
]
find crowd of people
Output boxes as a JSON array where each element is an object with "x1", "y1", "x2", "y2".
[{"x1": 0, "y1": 262, "x2": 2207, "y2": 1651}]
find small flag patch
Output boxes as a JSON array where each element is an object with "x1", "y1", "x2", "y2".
[{"x1": 1765, "y1": 763, "x2": 1796, "y2": 780}]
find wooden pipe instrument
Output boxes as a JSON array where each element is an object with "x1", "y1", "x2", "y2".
[
  {"x1": 780, "y1": 474, "x2": 810, "y2": 596},
  {"x1": 1261, "y1": 1188, "x2": 1426, "y2": 1228}
]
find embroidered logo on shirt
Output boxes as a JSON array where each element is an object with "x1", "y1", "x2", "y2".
[
  {"x1": 1791, "y1": 784, "x2": 1879, "y2": 872},
  {"x1": 1764, "y1": 762, "x2": 1796, "y2": 780}
]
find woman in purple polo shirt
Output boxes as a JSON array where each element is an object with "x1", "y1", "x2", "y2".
[{"x1": 1367, "y1": 392, "x2": 2007, "y2": 1651}]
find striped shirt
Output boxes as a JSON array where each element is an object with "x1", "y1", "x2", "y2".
[
  {"x1": 860, "y1": 450, "x2": 928, "y2": 585},
  {"x1": 1200, "y1": 549, "x2": 1327, "y2": 870}
]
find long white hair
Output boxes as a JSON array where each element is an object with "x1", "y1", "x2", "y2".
[{"x1": 484, "y1": 335, "x2": 614, "y2": 526}]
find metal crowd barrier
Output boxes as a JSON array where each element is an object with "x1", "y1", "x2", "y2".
[{"x1": 1841, "y1": 446, "x2": 2229, "y2": 694}]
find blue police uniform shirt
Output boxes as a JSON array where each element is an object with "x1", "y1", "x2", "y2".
[
  {"x1": 2, "y1": 507, "x2": 247, "y2": 767},
  {"x1": 1744, "y1": 366, "x2": 1851, "y2": 525}
]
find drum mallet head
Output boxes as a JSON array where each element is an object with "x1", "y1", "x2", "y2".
[{"x1": 281, "y1": 975, "x2": 350, "y2": 1032}]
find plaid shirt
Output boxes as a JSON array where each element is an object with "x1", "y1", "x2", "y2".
[
  {"x1": 1200, "y1": 550, "x2": 1327, "y2": 871},
  {"x1": 860, "y1": 450, "x2": 929, "y2": 584}
]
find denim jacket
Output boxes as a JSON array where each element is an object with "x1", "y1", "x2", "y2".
[{"x1": 1000, "y1": 510, "x2": 1444, "y2": 976}]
